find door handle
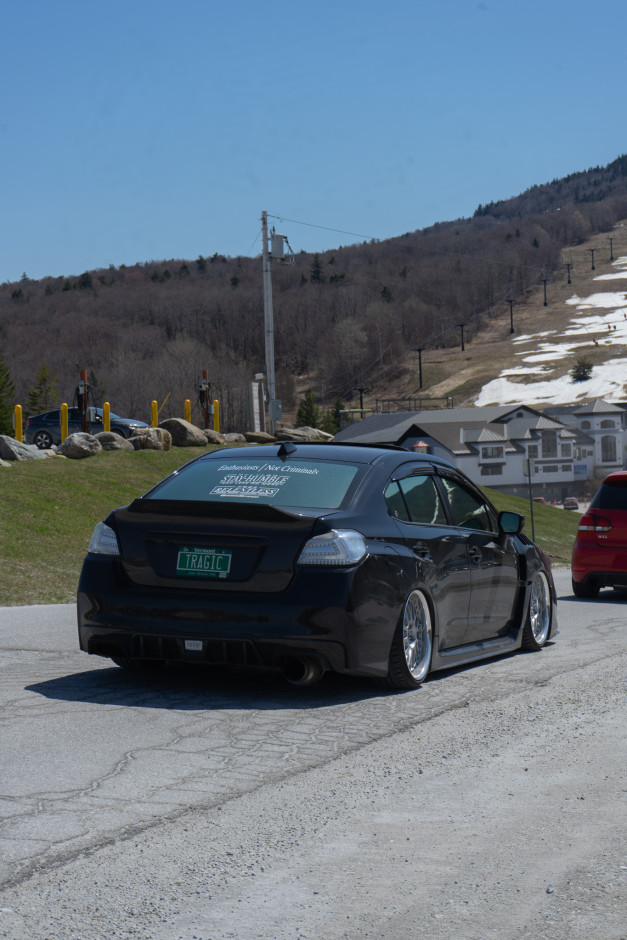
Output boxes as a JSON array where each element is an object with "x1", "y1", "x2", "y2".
[{"x1": 468, "y1": 546, "x2": 482, "y2": 564}]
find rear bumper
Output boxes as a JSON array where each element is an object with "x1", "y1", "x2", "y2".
[{"x1": 77, "y1": 555, "x2": 397, "y2": 677}]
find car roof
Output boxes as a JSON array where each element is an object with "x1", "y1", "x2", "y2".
[{"x1": 200, "y1": 441, "x2": 457, "y2": 471}]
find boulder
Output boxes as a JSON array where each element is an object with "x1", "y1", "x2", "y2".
[
  {"x1": 57, "y1": 432, "x2": 102, "y2": 459},
  {"x1": 223, "y1": 432, "x2": 247, "y2": 444},
  {"x1": 96, "y1": 431, "x2": 134, "y2": 452},
  {"x1": 158, "y1": 418, "x2": 207, "y2": 447},
  {"x1": 274, "y1": 426, "x2": 334, "y2": 442},
  {"x1": 130, "y1": 427, "x2": 172, "y2": 451},
  {"x1": 244, "y1": 431, "x2": 276, "y2": 443},
  {"x1": 203, "y1": 428, "x2": 226, "y2": 445},
  {"x1": 0, "y1": 435, "x2": 51, "y2": 461}
]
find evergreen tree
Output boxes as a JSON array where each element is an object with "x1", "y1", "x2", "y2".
[
  {"x1": 295, "y1": 389, "x2": 320, "y2": 428},
  {"x1": 571, "y1": 357, "x2": 593, "y2": 382},
  {"x1": 310, "y1": 255, "x2": 324, "y2": 283},
  {"x1": 320, "y1": 397, "x2": 345, "y2": 434},
  {"x1": 0, "y1": 353, "x2": 16, "y2": 436},
  {"x1": 25, "y1": 363, "x2": 59, "y2": 415}
]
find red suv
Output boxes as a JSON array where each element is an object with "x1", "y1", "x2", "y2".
[{"x1": 571, "y1": 471, "x2": 627, "y2": 597}]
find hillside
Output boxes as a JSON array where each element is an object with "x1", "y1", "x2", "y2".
[
  {"x1": 2, "y1": 155, "x2": 627, "y2": 431},
  {"x1": 358, "y1": 221, "x2": 627, "y2": 415}
]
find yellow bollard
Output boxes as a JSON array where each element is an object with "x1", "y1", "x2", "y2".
[
  {"x1": 14, "y1": 404, "x2": 23, "y2": 442},
  {"x1": 61, "y1": 403, "x2": 69, "y2": 442},
  {"x1": 213, "y1": 399, "x2": 220, "y2": 433},
  {"x1": 151, "y1": 400, "x2": 158, "y2": 427},
  {"x1": 103, "y1": 401, "x2": 111, "y2": 432},
  {"x1": 184, "y1": 399, "x2": 191, "y2": 423}
]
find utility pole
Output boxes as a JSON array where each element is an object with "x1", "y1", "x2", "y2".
[
  {"x1": 357, "y1": 387, "x2": 366, "y2": 418},
  {"x1": 609, "y1": 237, "x2": 615, "y2": 262},
  {"x1": 459, "y1": 324, "x2": 467, "y2": 352},
  {"x1": 413, "y1": 347, "x2": 424, "y2": 389},
  {"x1": 587, "y1": 248, "x2": 596, "y2": 271},
  {"x1": 261, "y1": 210, "x2": 278, "y2": 433},
  {"x1": 564, "y1": 262, "x2": 573, "y2": 285},
  {"x1": 542, "y1": 279, "x2": 548, "y2": 306},
  {"x1": 507, "y1": 299, "x2": 515, "y2": 334}
]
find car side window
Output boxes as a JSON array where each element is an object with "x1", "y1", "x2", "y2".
[
  {"x1": 386, "y1": 475, "x2": 447, "y2": 525},
  {"x1": 439, "y1": 477, "x2": 497, "y2": 532},
  {"x1": 384, "y1": 482, "x2": 410, "y2": 521}
]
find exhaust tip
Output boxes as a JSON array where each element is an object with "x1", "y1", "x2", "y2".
[{"x1": 283, "y1": 657, "x2": 323, "y2": 687}]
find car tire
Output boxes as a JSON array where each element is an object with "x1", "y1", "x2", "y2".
[
  {"x1": 33, "y1": 430, "x2": 53, "y2": 449},
  {"x1": 521, "y1": 571, "x2": 551, "y2": 651},
  {"x1": 571, "y1": 576, "x2": 600, "y2": 599},
  {"x1": 111, "y1": 656, "x2": 165, "y2": 671},
  {"x1": 384, "y1": 589, "x2": 433, "y2": 690}
]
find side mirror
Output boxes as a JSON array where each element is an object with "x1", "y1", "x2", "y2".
[{"x1": 498, "y1": 510, "x2": 525, "y2": 535}]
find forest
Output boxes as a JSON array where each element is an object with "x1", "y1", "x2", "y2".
[{"x1": 2, "y1": 154, "x2": 627, "y2": 433}]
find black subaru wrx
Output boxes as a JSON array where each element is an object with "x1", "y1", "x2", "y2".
[{"x1": 77, "y1": 442, "x2": 557, "y2": 688}]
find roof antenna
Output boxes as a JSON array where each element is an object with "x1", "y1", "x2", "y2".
[{"x1": 277, "y1": 441, "x2": 297, "y2": 459}]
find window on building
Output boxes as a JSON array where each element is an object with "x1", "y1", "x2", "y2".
[
  {"x1": 528, "y1": 445, "x2": 539, "y2": 458},
  {"x1": 560, "y1": 443, "x2": 571, "y2": 457},
  {"x1": 541, "y1": 430, "x2": 557, "y2": 458},
  {"x1": 600, "y1": 419, "x2": 616, "y2": 429},
  {"x1": 480, "y1": 446, "x2": 504, "y2": 459},
  {"x1": 561, "y1": 465, "x2": 571, "y2": 472},
  {"x1": 543, "y1": 465, "x2": 559, "y2": 473},
  {"x1": 480, "y1": 465, "x2": 503, "y2": 476},
  {"x1": 601, "y1": 436, "x2": 617, "y2": 462},
  {"x1": 581, "y1": 420, "x2": 591, "y2": 430}
]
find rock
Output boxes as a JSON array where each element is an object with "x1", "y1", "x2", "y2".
[
  {"x1": 95, "y1": 431, "x2": 134, "y2": 452},
  {"x1": 56, "y1": 432, "x2": 103, "y2": 459},
  {"x1": 158, "y1": 418, "x2": 207, "y2": 447},
  {"x1": 223, "y1": 432, "x2": 247, "y2": 444},
  {"x1": 244, "y1": 431, "x2": 276, "y2": 443},
  {"x1": 203, "y1": 429, "x2": 226, "y2": 445},
  {"x1": 129, "y1": 427, "x2": 172, "y2": 451},
  {"x1": 274, "y1": 426, "x2": 334, "y2": 442},
  {"x1": 0, "y1": 435, "x2": 51, "y2": 461}
]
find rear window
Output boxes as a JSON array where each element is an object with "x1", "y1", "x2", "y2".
[
  {"x1": 591, "y1": 479, "x2": 627, "y2": 511},
  {"x1": 146, "y1": 457, "x2": 360, "y2": 509}
]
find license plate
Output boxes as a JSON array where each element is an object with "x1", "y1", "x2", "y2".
[
  {"x1": 176, "y1": 546, "x2": 232, "y2": 579},
  {"x1": 185, "y1": 640, "x2": 203, "y2": 651}
]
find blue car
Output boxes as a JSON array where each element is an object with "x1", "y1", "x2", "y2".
[{"x1": 25, "y1": 407, "x2": 149, "y2": 449}]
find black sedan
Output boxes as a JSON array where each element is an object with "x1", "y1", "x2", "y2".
[
  {"x1": 77, "y1": 443, "x2": 558, "y2": 689},
  {"x1": 25, "y1": 407, "x2": 149, "y2": 449}
]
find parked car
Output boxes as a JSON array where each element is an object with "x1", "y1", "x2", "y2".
[
  {"x1": 533, "y1": 496, "x2": 548, "y2": 505},
  {"x1": 563, "y1": 497, "x2": 579, "y2": 510},
  {"x1": 25, "y1": 407, "x2": 149, "y2": 449},
  {"x1": 78, "y1": 443, "x2": 557, "y2": 689},
  {"x1": 572, "y1": 471, "x2": 627, "y2": 597}
]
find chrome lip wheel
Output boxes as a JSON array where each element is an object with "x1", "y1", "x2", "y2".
[
  {"x1": 402, "y1": 590, "x2": 432, "y2": 682},
  {"x1": 529, "y1": 572, "x2": 550, "y2": 645}
]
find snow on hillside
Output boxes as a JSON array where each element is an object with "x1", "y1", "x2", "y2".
[{"x1": 475, "y1": 256, "x2": 627, "y2": 406}]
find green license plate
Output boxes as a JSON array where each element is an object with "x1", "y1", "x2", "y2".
[{"x1": 176, "y1": 546, "x2": 232, "y2": 579}]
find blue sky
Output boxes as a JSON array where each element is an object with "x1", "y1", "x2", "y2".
[{"x1": 2, "y1": 0, "x2": 626, "y2": 283}]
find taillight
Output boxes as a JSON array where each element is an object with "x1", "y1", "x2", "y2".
[{"x1": 578, "y1": 513, "x2": 612, "y2": 534}]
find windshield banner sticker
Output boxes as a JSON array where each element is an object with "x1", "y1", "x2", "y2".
[{"x1": 211, "y1": 463, "x2": 319, "y2": 498}]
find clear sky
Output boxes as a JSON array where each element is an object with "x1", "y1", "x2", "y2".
[{"x1": 2, "y1": 0, "x2": 626, "y2": 284}]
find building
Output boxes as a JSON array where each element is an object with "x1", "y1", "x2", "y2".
[{"x1": 334, "y1": 401, "x2": 625, "y2": 499}]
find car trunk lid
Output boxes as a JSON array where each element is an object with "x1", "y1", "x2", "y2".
[{"x1": 111, "y1": 499, "x2": 324, "y2": 592}]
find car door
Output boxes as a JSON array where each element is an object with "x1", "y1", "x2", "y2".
[
  {"x1": 385, "y1": 468, "x2": 471, "y2": 650},
  {"x1": 436, "y1": 473, "x2": 519, "y2": 644}
]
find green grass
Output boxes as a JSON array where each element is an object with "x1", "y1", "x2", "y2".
[
  {"x1": 0, "y1": 449, "x2": 205, "y2": 605},
  {"x1": 0, "y1": 451, "x2": 578, "y2": 606}
]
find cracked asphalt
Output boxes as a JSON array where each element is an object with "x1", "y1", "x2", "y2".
[{"x1": 0, "y1": 568, "x2": 625, "y2": 939}]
